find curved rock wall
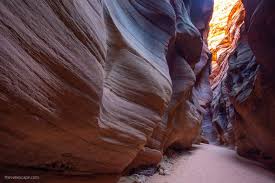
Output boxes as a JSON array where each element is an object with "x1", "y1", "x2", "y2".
[
  {"x1": 0, "y1": 0, "x2": 213, "y2": 175},
  {"x1": 231, "y1": 0, "x2": 275, "y2": 165},
  {"x1": 206, "y1": 0, "x2": 245, "y2": 144},
  {"x1": 211, "y1": 0, "x2": 275, "y2": 166}
]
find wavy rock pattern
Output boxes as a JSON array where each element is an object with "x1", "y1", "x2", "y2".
[
  {"x1": 210, "y1": 0, "x2": 275, "y2": 166},
  {"x1": 202, "y1": 0, "x2": 245, "y2": 144},
  {"x1": 230, "y1": 0, "x2": 275, "y2": 165},
  {"x1": 0, "y1": 0, "x2": 213, "y2": 175}
]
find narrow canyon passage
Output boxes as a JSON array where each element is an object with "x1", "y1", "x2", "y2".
[
  {"x1": 149, "y1": 144, "x2": 275, "y2": 183},
  {"x1": 1, "y1": 0, "x2": 275, "y2": 182}
]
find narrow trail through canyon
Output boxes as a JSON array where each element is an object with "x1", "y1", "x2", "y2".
[{"x1": 149, "y1": 144, "x2": 275, "y2": 183}]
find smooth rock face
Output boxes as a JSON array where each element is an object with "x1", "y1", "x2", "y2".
[
  {"x1": 232, "y1": 0, "x2": 275, "y2": 164},
  {"x1": 210, "y1": 0, "x2": 275, "y2": 166},
  {"x1": 0, "y1": 0, "x2": 213, "y2": 175},
  {"x1": 205, "y1": 0, "x2": 245, "y2": 144},
  {"x1": 0, "y1": 0, "x2": 107, "y2": 174}
]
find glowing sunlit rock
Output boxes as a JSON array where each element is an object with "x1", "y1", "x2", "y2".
[
  {"x1": 208, "y1": 0, "x2": 245, "y2": 86},
  {"x1": 208, "y1": 0, "x2": 244, "y2": 64}
]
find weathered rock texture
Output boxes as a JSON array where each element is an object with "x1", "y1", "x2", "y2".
[
  {"x1": 210, "y1": 0, "x2": 275, "y2": 166},
  {"x1": 202, "y1": 0, "x2": 245, "y2": 144},
  {"x1": 0, "y1": 0, "x2": 213, "y2": 176},
  {"x1": 209, "y1": 0, "x2": 245, "y2": 145}
]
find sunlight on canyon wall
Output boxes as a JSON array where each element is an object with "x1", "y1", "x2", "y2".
[
  {"x1": 208, "y1": 0, "x2": 244, "y2": 63},
  {"x1": 208, "y1": 0, "x2": 245, "y2": 85},
  {"x1": 208, "y1": 0, "x2": 239, "y2": 50}
]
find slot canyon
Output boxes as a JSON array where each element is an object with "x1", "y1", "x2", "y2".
[{"x1": 0, "y1": 0, "x2": 275, "y2": 182}]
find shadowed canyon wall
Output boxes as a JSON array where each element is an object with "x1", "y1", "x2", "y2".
[
  {"x1": 207, "y1": 0, "x2": 245, "y2": 145},
  {"x1": 0, "y1": 0, "x2": 213, "y2": 176},
  {"x1": 1, "y1": 0, "x2": 274, "y2": 178},
  {"x1": 209, "y1": 0, "x2": 275, "y2": 167}
]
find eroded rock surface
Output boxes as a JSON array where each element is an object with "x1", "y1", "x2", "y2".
[
  {"x1": 210, "y1": 0, "x2": 275, "y2": 166},
  {"x1": 0, "y1": 0, "x2": 213, "y2": 176}
]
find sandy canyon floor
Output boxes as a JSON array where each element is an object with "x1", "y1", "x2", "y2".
[{"x1": 148, "y1": 144, "x2": 275, "y2": 183}]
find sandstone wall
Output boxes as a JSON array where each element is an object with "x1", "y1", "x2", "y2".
[
  {"x1": 211, "y1": 0, "x2": 275, "y2": 166},
  {"x1": 0, "y1": 0, "x2": 213, "y2": 175}
]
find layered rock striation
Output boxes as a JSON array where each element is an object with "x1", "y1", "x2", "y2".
[
  {"x1": 209, "y1": 0, "x2": 245, "y2": 145},
  {"x1": 0, "y1": 0, "x2": 213, "y2": 175},
  {"x1": 210, "y1": 0, "x2": 275, "y2": 166}
]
